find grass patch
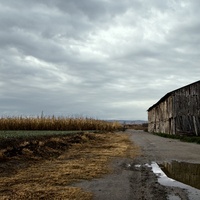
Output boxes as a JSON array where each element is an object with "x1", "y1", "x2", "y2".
[
  {"x1": 0, "y1": 132, "x2": 140, "y2": 200},
  {"x1": 154, "y1": 132, "x2": 200, "y2": 144},
  {"x1": 0, "y1": 130, "x2": 94, "y2": 139}
]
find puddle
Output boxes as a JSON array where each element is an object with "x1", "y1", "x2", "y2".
[
  {"x1": 151, "y1": 161, "x2": 200, "y2": 200},
  {"x1": 159, "y1": 160, "x2": 200, "y2": 190}
]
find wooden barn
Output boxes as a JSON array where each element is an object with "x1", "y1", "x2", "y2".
[{"x1": 147, "y1": 80, "x2": 200, "y2": 135}]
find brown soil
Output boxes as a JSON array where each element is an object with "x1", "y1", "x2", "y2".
[{"x1": 0, "y1": 132, "x2": 139, "y2": 200}]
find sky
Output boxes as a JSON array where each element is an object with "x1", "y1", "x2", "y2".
[{"x1": 0, "y1": 0, "x2": 200, "y2": 120}]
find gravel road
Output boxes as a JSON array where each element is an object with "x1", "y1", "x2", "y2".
[
  {"x1": 128, "y1": 130, "x2": 200, "y2": 163},
  {"x1": 75, "y1": 130, "x2": 200, "y2": 200}
]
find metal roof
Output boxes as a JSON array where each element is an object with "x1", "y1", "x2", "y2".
[{"x1": 147, "y1": 80, "x2": 200, "y2": 112}]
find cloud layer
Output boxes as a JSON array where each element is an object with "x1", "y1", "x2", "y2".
[{"x1": 0, "y1": 0, "x2": 199, "y2": 120}]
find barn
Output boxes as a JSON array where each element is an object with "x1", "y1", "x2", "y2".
[{"x1": 147, "y1": 80, "x2": 200, "y2": 136}]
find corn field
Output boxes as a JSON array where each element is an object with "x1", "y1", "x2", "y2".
[{"x1": 0, "y1": 116, "x2": 122, "y2": 132}]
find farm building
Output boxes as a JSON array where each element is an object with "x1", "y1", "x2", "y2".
[{"x1": 147, "y1": 80, "x2": 200, "y2": 136}]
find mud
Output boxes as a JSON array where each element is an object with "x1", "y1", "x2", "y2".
[{"x1": 75, "y1": 158, "x2": 170, "y2": 200}]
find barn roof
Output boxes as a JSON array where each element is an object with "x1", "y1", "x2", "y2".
[{"x1": 147, "y1": 80, "x2": 200, "y2": 112}]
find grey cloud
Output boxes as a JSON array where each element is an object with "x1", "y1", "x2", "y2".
[
  {"x1": 0, "y1": 0, "x2": 200, "y2": 120},
  {"x1": 53, "y1": 0, "x2": 137, "y2": 20}
]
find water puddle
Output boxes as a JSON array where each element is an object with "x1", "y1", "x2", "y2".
[
  {"x1": 159, "y1": 160, "x2": 200, "y2": 190},
  {"x1": 151, "y1": 161, "x2": 200, "y2": 200}
]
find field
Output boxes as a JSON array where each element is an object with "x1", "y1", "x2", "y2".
[
  {"x1": 0, "y1": 116, "x2": 122, "y2": 141},
  {"x1": 0, "y1": 116, "x2": 139, "y2": 199},
  {"x1": 0, "y1": 116, "x2": 122, "y2": 132},
  {"x1": 125, "y1": 123, "x2": 148, "y2": 131}
]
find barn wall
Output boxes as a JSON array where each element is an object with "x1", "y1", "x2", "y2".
[
  {"x1": 173, "y1": 82, "x2": 200, "y2": 135},
  {"x1": 148, "y1": 81, "x2": 200, "y2": 135},
  {"x1": 148, "y1": 95, "x2": 173, "y2": 134}
]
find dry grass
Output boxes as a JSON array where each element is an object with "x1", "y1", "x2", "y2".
[
  {"x1": 0, "y1": 116, "x2": 122, "y2": 132},
  {"x1": 0, "y1": 132, "x2": 139, "y2": 200}
]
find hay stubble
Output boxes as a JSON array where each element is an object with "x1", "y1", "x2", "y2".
[{"x1": 0, "y1": 132, "x2": 139, "y2": 200}]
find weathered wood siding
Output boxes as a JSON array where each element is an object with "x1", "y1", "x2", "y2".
[
  {"x1": 148, "y1": 81, "x2": 200, "y2": 135},
  {"x1": 174, "y1": 81, "x2": 200, "y2": 135},
  {"x1": 148, "y1": 95, "x2": 174, "y2": 134}
]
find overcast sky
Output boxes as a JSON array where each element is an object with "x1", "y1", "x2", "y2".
[{"x1": 0, "y1": 0, "x2": 199, "y2": 120}]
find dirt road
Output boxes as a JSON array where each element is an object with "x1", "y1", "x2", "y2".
[
  {"x1": 75, "y1": 130, "x2": 200, "y2": 200},
  {"x1": 128, "y1": 130, "x2": 200, "y2": 163}
]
